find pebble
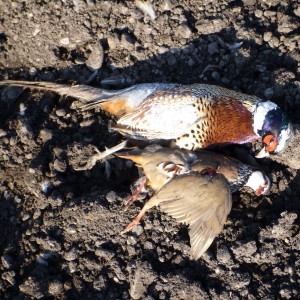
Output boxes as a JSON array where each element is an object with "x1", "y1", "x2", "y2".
[
  {"x1": 216, "y1": 245, "x2": 232, "y2": 263},
  {"x1": 231, "y1": 272, "x2": 251, "y2": 289},
  {"x1": 1, "y1": 254, "x2": 13, "y2": 269},
  {"x1": 106, "y1": 191, "x2": 117, "y2": 203},
  {"x1": 1, "y1": 86, "x2": 23, "y2": 103},
  {"x1": 59, "y1": 37, "x2": 70, "y2": 46},
  {"x1": 48, "y1": 280, "x2": 64, "y2": 296},
  {"x1": 22, "y1": 213, "x2": 30, "y2": 221},
  {"x1": 64, "y1": 248, "x2": 78, "y2": 261},
  {"x1": 211, "y1": 71, "x2": 220, "y2": 81},
  {"x1": 167, "y1": 55, "x2": 176, "y2": 66},
  {"x1": 0, "y1": 129, "x2": 7, "y2": 137},
  {"x1": 2, "y1": 271, "x2": 16, "y2": 286},
  {"x1": 178, "y1": 24, "x2": 192, "y2": 39},
  {"x1": 132, "y1": 224, "x2": 144, "y2": 236},
  {"x1": 53, "y1": 159, "x2": 67, "y2": 173},
  {"x1": 264, "y1": 87, "x2": 274, "y2": 98},
  {"x1": 39, "y1": 129, "x2": 53, "y2": 143},
  {"x1": 208, "y1": 42, "x2": 219, "y2": 55},
  {"x1": 85, "y1": 42, "x2": 104, "y2": 71},
  {"x1": 55, "y1": 109, "x2": 66, "y2": 117},
  {"x1": 263, "y1": 32, "x2": 272, "y2": 42}
]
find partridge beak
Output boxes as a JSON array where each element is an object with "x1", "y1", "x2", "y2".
[
  {"x1": 255, "y1": 175, "x2": 271, "y2": 196},
  {"x1": 255, "y1": 147, "x2": 270, "y2": 159}
]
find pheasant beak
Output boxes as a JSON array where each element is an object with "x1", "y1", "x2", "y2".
[
  {"x1": 255, "y1": 176, "x2": 271, "y2": 196},
  {"x1": 255, "y1": 147, "x2": 270, "y2": 158}
]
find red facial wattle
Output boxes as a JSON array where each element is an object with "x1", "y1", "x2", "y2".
[{"x1": 263, "y1": 134, "x2": 278, "y2": 152}]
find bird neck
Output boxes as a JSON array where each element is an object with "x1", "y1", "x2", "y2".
[{"x1": 205, "y1": 97, "x2": 259, "y2": 146}]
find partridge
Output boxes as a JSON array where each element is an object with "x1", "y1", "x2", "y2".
[
  {"x1": 116, "y1": 145, "x2": 270, "y2": 259},
  {"x1": 0, "y1": 80, "x2": 293, "y2": 169},
  {"x1": 117, "y1": 145, "x2": 270, "y2": 196}
]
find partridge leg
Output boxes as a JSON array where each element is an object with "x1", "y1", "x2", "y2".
[
  {"x1": 121, "y1": 196, "x2": 159, "y2": 234},
  {"x1": 74, "y1": 140, "x2": 128, "y2": 170},
  {"x1": 124, "y1": 176, "x2": 147, "y2": 211}
]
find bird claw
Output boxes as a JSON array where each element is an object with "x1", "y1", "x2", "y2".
[
  {"x1": 73, "y1": 149, "x2": 108, "y2": 171},
  {"x1": 73, "y1": 140, "x2": 128, "y2": 171},
  {"x1": 123, "y1": 176, "x2": 147, "y2": 211},
  {"x1": 120, "y1": 220, "x2": 138, "y2": 235}
]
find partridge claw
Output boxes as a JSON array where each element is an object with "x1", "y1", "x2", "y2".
[
  {"x1": 124, "y1": 176, "x2": 147, "y2": 211},
  {"x1": 120, "y1": 220, "x2": 139, "y2": 234}
]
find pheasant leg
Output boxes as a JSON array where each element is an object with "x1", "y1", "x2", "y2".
[{"x1": 74, "y1": 140, "x2": 128, "y2": 171}]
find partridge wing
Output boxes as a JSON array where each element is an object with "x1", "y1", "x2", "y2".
[{"x1": 152, "y1": 172, "x2": 232, "y2": 259}]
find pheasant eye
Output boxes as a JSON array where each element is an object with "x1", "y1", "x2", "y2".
[{"x1": 263, "y1": 134, "x2": 278, "y2": 152}]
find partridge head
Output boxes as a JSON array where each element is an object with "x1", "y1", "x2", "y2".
[{"x1": 0, "y1": 80, "x2": 293, "y2": 167}]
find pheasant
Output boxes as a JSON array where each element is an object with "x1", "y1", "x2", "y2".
[
  {"x1": 116, "y1": 145, "x2": 270, "y2": 259},
  {"x1": 0, "y1": 80, "x2": 293, "y2": 169}
]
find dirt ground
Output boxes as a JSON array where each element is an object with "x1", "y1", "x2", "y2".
[{"x1": 0, "y1": 1, "x2": 300, "y2": 299}]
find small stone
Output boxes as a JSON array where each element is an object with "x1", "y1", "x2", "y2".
[
  {"x1": 39, "y1": 129, "x2": 53, "y2": 143},
  {"x1": 167, "y1": 55, "x2": 176, "y2": 66},
  {"x1": 86, "y1": 0, "x2": 95, "y2": 6},
  {"x1": 132, "y1": 225, "x2": 144, "y2": 236},
  {"x1": 1, "y1": 86, "x2": 23, "y2": 103},
  {"x1": 64, "y1": 248, "x2": 77, "y2": 261},
  {"x1": 242, "y1": 0, "x2": 256, "y2": 6},
  {"x1": 86, "y1": 42, "x2": 104, "y2": 71},
  {"x1": 107, "y1": 34, "x2": 119, "y2": 51},
  {"x1": 216, "y1": 245, "x2": 232, "y2": 263},
  {"x1": 178, "y1": 24, "x2": 192, "y2": 39},
  {"x1": 48, "y1": 280, "x2": 64, "y2": 296},
  {"x1": 1, "y1": 254, "x2": 13, "y2": 268},
  {"x1": 263, "y1": 32, "x2": 272, "y2": 42},
  {"x1": 59, "y1": 37, "x2": 70, "y2": 46},
  {"x1": 0, "y1": 129, "x2": 7, "y2": 137},
  {"x1": 53, "y1": 159, "x2": 67, "y2": 173},
  {"x1": 106, "y1": 191, "x2": 117, "y2": 203},
  {"x1": 55, "y1": 109, "x2": 66, "y2": 117},
  {"x1": 120, "y1": 34, "x2": 135, "y2": 50},
  {"x1": 208, "y1": 42, "x2": 219, "y2": 55},
  {"x1": 211, "y1": 71, "x2": 220, "y2": 81},
  {"x1": 294, "y1": 7, "x2": 300, "y2": 17},
  {"x1": 264, "y1": 88, "x2": 274, "y2": 98},
  {"x1": 254, "y1": 10, "x2": 263, "y2": 18},
  {"x1": 278, "y1": 179, "x2": 286, "y2": 192},
  {"x1": 22, "y1": 213, "x2": 30, "y2": 221}
]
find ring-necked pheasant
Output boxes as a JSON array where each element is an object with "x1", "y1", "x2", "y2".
[
  {"x1": 0, "y1": 80, "x2": 293, "y2": 170},
  {"x1": 116, "y1": 145, "x2": 270, "y2": 259}
]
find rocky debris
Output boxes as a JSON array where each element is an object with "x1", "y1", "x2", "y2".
[{"x1": 1, "y1": 0, "x2": 300, "y2": 299}]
